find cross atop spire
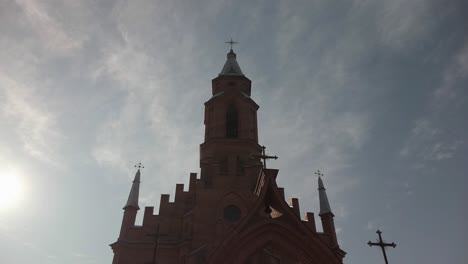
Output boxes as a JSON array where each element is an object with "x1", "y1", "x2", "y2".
[
  {"x1": 225, "y1": 38, "x2": 238, "y2": 51},
  {"x1": 219, "y1": 40, "x2": 244, "y2": 76},
  {"x1": 315, "y1": 170, "x2": 324, "y2": 178},
  {"x1": 316, "y1": 170, "x2": 326, "y2": 191},
  {"x1": 135, "y1": 162, "x2": 144, "y2": 170}
]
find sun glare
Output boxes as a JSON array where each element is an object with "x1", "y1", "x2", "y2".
[{"x1": 0, "y1": 168, "x2": 24, "y2": 210}]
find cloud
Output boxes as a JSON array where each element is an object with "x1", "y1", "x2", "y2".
[
  {"x1": 91, "y1": 41, "x2": 170, "y2": 172},
  {"x1": 92, "y1": 120, "x2": 128, "y2": 172},
  {"x1": 14, "y1": 0, "x2": 84, "y2": 54},
  {"x1": 369, "y1": 0, "x2": 452, "y2": 50},
  {"x1": 399, "y1": 42, "x2": 468, "y2": 168},
  {"x1": 400, "y1": 118, "x2": 463, "y2": 165},
  {"x1": 433, "y1": 41, "x2": 468, "y2": 107},
  {"x1": 90, "y1": 10, "x2": 203, "y2": 190},
  {"x1": 0, "y1": 72, "x2": 64, "y2": 166},
  {"x1": 0, "y1": 0, "x2": 94, "y2": 167}
]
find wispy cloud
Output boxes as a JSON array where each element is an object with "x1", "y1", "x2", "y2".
[
  {"x1": 0, "y1": 72, "x2": 64, "y2": 166},
  {"x1": 0, "y1": 1, "x2": 465, "y2": 264},
  {"x1": 91, "y1": 4, "x2": 203, "y2": 191},
  {"x1": 433, "y1": 41, "x2": 468, "y2": 107},
  {"x1": 375, "y1": 0, "x2": 439, "y2": 49},
  {"x1": 14, "y1": 0, "x2": 84, "y2": 54},
  {"x1": 400, "y1": 118, "x2": 463, "y2": 165},
  {"x1": 399, "y1": 41, "x2": 468, "y2": 168}
]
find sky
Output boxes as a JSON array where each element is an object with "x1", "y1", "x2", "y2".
[{"x1": 0, "y1": 0, "x2": 467, "y2": 263}]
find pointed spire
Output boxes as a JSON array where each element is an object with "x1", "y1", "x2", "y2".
[
  {"x1": 318, "y1": 176, "x2": 333, "y2": 216},
  {"x1": 123, "y1": 169, "x2": 141, "y2": 210},
  {"x1": 219, "y1": 49, "x2": 244, "y2": 76}
]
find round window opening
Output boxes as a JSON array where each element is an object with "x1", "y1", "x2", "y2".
[{"x1": 223, "y1": 205, "x2": 241, "y2": 223}]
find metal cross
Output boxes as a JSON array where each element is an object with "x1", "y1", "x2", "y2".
[
  {"x1": 135, "y1": 163, "x2": 144, "y2": 170},
  {"x1": 225, "y1": 38, "x2": 238, "y2": 50},
  {"x1": 314, "y1": 170, "x2": 324, "y2": 177},
  {"x1": 146, "y1": 224, "x2": 160, "y2": 264},
  {"x1": 368, "y1": 229, "x2": 397, "y2": 264},
  {"x1": 251, "y1": 146, "x2": 278, "y2": 169}
]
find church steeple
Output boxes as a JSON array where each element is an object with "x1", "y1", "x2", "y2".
[
  {"x1": 123, "y1": 169, "x2": 141, "y2": 210},
  {"x1": 318, "y1": 176, "x2": 333, "y2": 216},
  {"x1": 219, "y1": 49, "x2": 244, "y2": 76},
  {"x1": 118, "y1": 166, "x2": 142, "y2": 240},
  {"x1": 316, "y1": 171, "x2": 338, "y2": 247},
  {"x1": 199, "y1": 46, "x2": 261, "y2": 189}
]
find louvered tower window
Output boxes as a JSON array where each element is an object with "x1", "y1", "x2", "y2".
[{"x1": 226, "y1": 105, "x2": 238, "y2": 138}]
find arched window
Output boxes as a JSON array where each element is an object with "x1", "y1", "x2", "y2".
[{"x1": 226, "y1": 105, "x2": 238, "y2": 138}]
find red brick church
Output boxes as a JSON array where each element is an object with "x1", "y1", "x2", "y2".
[{"x1": 110, "y1": 47, "x2": 346, "y2": 264}]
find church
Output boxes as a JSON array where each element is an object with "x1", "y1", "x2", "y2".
[{"x1": 110, "y1": 47, "x2": 346, "y2": 264}]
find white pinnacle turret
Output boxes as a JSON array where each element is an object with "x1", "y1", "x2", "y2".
[
  {"x1": 318, "y1": 176, "x2": 333, "y2": 216},
  {"x1": 123, "y1": 169, "x2": 141, "y2": 210}
]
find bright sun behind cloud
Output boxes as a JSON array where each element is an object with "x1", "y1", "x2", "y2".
[{"x1": 0, "y1": 168, "x2": 24, "y2": 210}]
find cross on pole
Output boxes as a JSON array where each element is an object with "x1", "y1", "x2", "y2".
[
  {"x1": 146, "y1": 224, "x2": 160, "y2": 264},
  {"x1": 251, "y1": 146, "x2": 278, "y2": 169},
  {"x1": 368, "y1": 229, "x2": 397, "y2": 264},
  {"x1": 135, "y1": 163, "x2": 144, "y2": 170},
  {"x1": 314, "y1": 170, "x2": 324, "y2": 178},
  {"x1": 225, "y1": 38, "x2": 238, "y2": 50}
]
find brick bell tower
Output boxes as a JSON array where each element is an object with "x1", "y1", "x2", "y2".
[
  {"x1": 110, "y1": 47, "x2": 346, "y2": 264},
  {"x1": 200, "y1": 47, "x2": 263, "y2": 191}
]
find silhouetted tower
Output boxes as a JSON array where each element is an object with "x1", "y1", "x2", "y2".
[
  {"x1": 318, "y1": 175, "x2": 338, "y2": 248},
  {"x1": 200, "y1": 47, "x2": 262, "y2": 189},
  {"x1": 118, "y1": 169, "x2": 141, "y2": 240}
]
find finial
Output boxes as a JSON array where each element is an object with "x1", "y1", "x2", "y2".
[
  {"x1": 135, "y1": 162, "x2": 144, "y2": 170},
  {"x1": 316, "y1": 170, "x2": 326, "y2": 191},
  {"x1": 225, "y1": 38, "x2": 238, "y2": 51},
  {"x1": 314, "y1": 170, "x2": 324, "y2": 178}
]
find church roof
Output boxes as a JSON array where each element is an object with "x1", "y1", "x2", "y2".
[
  {"x1": 219, "y1": 49, "x2": 244, "y2": 76},
  {"x1": 123, "y1": 169, "x2": 141, "y2": 210},
  {"x1": 318, "y1": 176, "x2": 333, "y2": 216}
]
